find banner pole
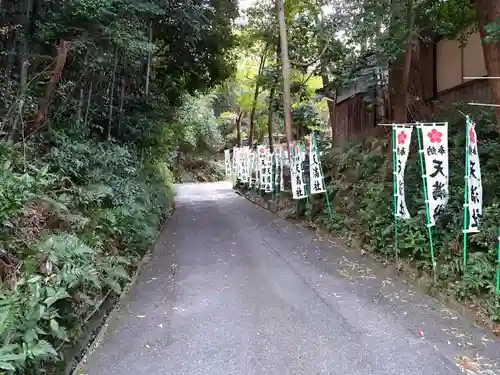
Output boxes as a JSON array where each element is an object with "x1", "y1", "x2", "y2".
[
  {"x1": 313, "y1": 133, "x2": 334, "y2": 221},
  {"x1": 247, "y1": 151, "x2": 251, "y2": 190},
  {"x1": 293, "y1": 144, "x2": 300, "y2": 215},
  {"x1": 256, "y1": 150, "x2": 261, "y2": 197},
  {"x1": 275, "y1": 152, "x2": 281, "y2": 204},
  {"x1": 462, "y1": 116, "x2": 470, "y2": 270},
  {"x1": 302, "y1": 143, "x2": 310, "y2": 209},
  {"x1": 416, "y1": 125, "x2": 437, "y2": 281},
  {"x1": 496, "y1": 230, "x2": 500, "y2": 295},
  {"x1": 391, "y1": 126, "x2": 399, "y2": 265},
  {"x1": 300, "y1": 143, "x2": 309, "y2": 215}
]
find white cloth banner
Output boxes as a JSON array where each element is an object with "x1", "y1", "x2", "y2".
[
  {"x1": 257, "y1": 145, "x2": 268, "y2": 190},
  {"x1": 264, "y1": 152, "x2": 274, "y2": 192},
  {"x1": 249, "y1": 151, "x2": 258, "y2": 188},
  {"x1": 274, "y1": 151, "x2": 281, "y2": 191},
  {"x1": 309, "y1": 133, "x2": 326, "y2": 195},
  {"x1": 466, "y1": 119, "x2": 482, "y2": 232},
  {"x1": 232, "y1": 147, "x2": 238, "y2": 176},
  {"x1": 394, "y1": 126, "x2": 412, "y2": 219},
  {"x1": 241, "y1": 148, "x2": 251, "y2": 183},
  {"x1": 279, "y1": 148, "x2": 285, "y2": 191},
  {"x1": 224, "y1": 149, "x2": 231, "y2": 177},
  {"x1": 291, "y1": 144, "x2": 308, "y2": 200},
  {"x1": 419, "y1": 123, "x2": 449, "y2": 226}
]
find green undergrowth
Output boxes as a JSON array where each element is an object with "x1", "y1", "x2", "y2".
[
  {"x1": 173, "y1": 158, "x2": 225, "y2": 183},
  {"x1": 240, "y1": 109, "x2": 500, "y2": 325},
  {"x1": 0, "y1": 132, "x2": 174, "y2": 374},
  {"x1": 317, "y1": 111, "x2": 500, "y2": 322}
]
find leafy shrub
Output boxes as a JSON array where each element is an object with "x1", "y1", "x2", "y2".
[
  {"x1": 0, "y1": 131, "x2": 174, "y2": 373},
  {"x1": 321, "y1": 111, "x2": 500, "y2": 318}
]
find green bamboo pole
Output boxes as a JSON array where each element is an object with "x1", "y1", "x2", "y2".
[
  {"x1": 274, "y1": 152, "x2": 281, "y2": 204},
  {"x1": 463, "y1": 116, "x2": 470, "y2": 270},
  {"x1": 312, "y1": 132, "x2": 334, "y2": 221},
  {"x1": 271, "y1": 152, "x2": 277, "y2": 201},
  {"x1": 253, "y1": 152, "x2": 259, "y2": 198},
  {"x1": 416, "y1": 125, "x2": 437, "y2": 280},
  {"x1": 293, "y1": 144, "x2": 300, "y2": 215},
  {"x1": 246, "y1": 152, "x2": 251, "y2": 190},
  {"x1": 301, "y1": 143, "x2": 310, "y2": 207},
  {"x1": 300, "y1": 143, "x2": 309, "y2": 218},
  {"x1": 496, "y1": 230, "x2": 500, "y2": 295},
  {"x1": 391, "y1": 126, "x2": 399, "y2": 264}
]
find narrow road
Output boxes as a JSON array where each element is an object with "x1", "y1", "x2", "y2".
[{"x1": 80, "y1": 182, "x2": 499, "y2": 375}]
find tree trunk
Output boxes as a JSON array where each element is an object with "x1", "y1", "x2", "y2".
[
  {"x1": 236, "y1": 112, "x2": 242, "y2": 147},
  {"x1": 267, "y1": 85, "x2": 276, "y2": 152},
  {"x1": 9, "y1": 61, "x2": 28, "y2": 141},
  {"x1": 76, "y1": 54, "x2": 89, "y2": 124},
  {"x1": 320, "y1": 60, "x2": 336, "y2": 140},
  {"x1": 23, "y1": 39, "x2": 70, "y2": 138},
  {"x1": 77, "y1": 85, "x2": 84, "y2": 123},
  {"x1": 118, "y1": 77, "x2": 126, "y2": 133},
  {"x1": 107, "y1": 52, "x2": 119, "y2": 139},
  {"x1": 84, "y1": 81, "x2": 93, "y2": 130},
  {"x1": 475, "y1": 0, "x2": 500, "y2": 125},
  {"x1": 145, "y1": 20, "x2": 153, "y2": 95},
  {"x1": 249, "y1": 45, "x2": 268, "y2": 146},
  {"x1": 119, "y1": 77, "x2": 126, "y2": 114},
  {"x1": 276, "y1": 0, "x2": 293, "y2": 161},
  {"x1": 389, "y1": 0, "x2": 415, "y2": 122}
]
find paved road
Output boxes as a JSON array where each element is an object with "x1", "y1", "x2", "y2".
[{"x1": 80, "y1": 182, "x2": 500, "y2": 375}]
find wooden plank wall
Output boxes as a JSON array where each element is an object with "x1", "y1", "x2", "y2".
[
  {"x1": 333, "y1": 38, "x2": 492, "y2": 141},
  {"x1": 335, "y1": 95, "x2": 376, "y2": 141}
]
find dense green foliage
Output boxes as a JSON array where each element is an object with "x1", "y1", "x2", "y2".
[
  {"x1": 0, "y1": 135, "x2": 173, "y2": 373},
  {"x1": 0, "y1": 0, "x2": 237, "y2": 372}
]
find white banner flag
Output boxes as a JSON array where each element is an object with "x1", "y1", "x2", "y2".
[
  {"x1": 394, "y1": 126, "x2": 412, "y2": 218},
  {"x1": 274, "y1": 150, "x2": 281, "y2": 191},
  {"x1": 241, "y1": 148, "x2": 251, "y2": 183},
  {"x1": 419, "y1": 123, "x2": 449, "y2": 226},
  {"x1": 291, "y1": 144, "x2": 308, "y2": 200},
  {"x1": 279, "y1": 148, "x2": 285, "y2": 191},
  {"x1": 264, "y1": 152, "x2": 274, "y2": 192},
  {"x1": 466, "y1": 119, "x2": 482, "y2": 232},
  {"x1": 249, "y1": 151, "x2": 257, "y2": 188},
  {"x1": 224, "y1": 149, "x2": 231, "y2": 177},
  {"x1": 232, "y1": 147, "x2": 238, "y2": 176},
  {"x1": 257, "y1": 145, "x2": 267, "y2": 190},
  {"x1": 309, "y1": 133, "x2": 326, "y2": 194}
]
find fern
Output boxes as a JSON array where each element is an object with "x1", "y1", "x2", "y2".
[
  {"x1": 0, "y1": 344, "x2": 25, "y2": 371},
  {"x1": 25, "y1": 339, "x2": 58, "y2": 360},
  {"x1": 0, "y1": 131, "x2": 174, "y2": 373}
]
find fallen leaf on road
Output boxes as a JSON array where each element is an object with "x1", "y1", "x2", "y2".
[{"x1": 455, "y1": 356, "x2": 479, "y2": 372}]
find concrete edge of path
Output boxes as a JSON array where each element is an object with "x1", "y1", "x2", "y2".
[
  {"x1": 233, "y1": 187, "x2": 497, "y2": 334},
  {"x1": 71, "y1": 208, "x2": 175, "y2": 375}
]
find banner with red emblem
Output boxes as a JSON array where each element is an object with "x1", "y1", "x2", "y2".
[
  {"x1": 393, "y1": 125, "x2": 413, "y2": 219},
  {"x1": 419, "y1": 123, "x2": 449, "y2": 226},
  {"x1": 465, "y1": 117, "x2": 482, "y2": 233}
]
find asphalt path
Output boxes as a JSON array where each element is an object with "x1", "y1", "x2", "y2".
[{"x1": 80, "y1": 182, "x2": 500, "y2": 375}]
